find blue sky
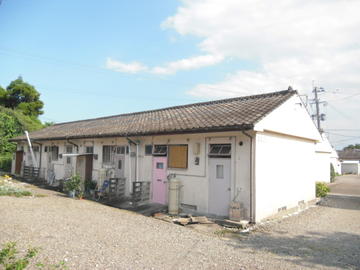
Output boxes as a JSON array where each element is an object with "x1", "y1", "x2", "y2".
[
  {"x1": 1, "y1": 0, "x2": 359, "y2": 148},
  {"x1": 0, "y1": 0, "x2": 245, "y2": 123}
]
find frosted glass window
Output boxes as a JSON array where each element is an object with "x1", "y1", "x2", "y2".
[{"x1": 216, "y1": 164, "x2": 224, "y2": 179}]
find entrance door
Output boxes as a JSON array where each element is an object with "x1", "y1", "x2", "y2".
[
  {"x1": 208, "y1": 158, "x2": 231, "y2": 216},
  {"x1": 85, "y1": 155, "x2": 93, "y2": 181},
  {"x1": 114, "y1": 148, "x2": 125, "y2": 178},
  {"x1": 152, "y1": 156, "x2": 167, "y2": 204},
  {"x1": 15, "y1": 151, "x2": 24, "y2": 175}
]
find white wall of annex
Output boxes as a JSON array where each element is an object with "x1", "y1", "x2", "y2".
[
  {"x1": 255, "y1": 132, "x2": 316, "y2": 222},
  {"x1": 255, "y1": 95, "x2": 321, "y2": 142}
]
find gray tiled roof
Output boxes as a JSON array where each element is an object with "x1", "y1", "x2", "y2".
[
  {"x1": 11, "y1": 90, "x2": 297, "y2": 141},
  {"x1": 338, "y1": 149, "x2": 360, "y2": 160}
]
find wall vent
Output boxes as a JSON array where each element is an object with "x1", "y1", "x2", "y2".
[{"x1": 180, "y1": 203, "x2": 197, "y2": 211}]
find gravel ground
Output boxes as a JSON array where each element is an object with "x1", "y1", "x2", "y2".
[{"x1": 0, "y1": 180, "x2": 360, "y2": 270}]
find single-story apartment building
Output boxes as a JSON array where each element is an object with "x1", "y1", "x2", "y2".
[
  {"x1": 11, "y1": 89, "x2": 325, "y2": 222},
  {"x1": 338, "y1": 149, "x2": 360, "y2": 175}
]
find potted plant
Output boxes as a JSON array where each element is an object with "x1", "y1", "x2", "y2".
[
  {"x1": 64, "y1": 174, "x2": 81, "y2": 198},
  {"x1": 85, "y1": 180, "x2": 97, "y2": 197}
]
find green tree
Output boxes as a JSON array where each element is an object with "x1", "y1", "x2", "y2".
[
  {"x1": 0, "y1": 86, "x2": 7, "y2": 106},
  {"x1": 343, "y1": 144, "x2": 360, "y2": 150},
  {"x1": 2, "y1": 76, "x2": 44, "y2": 118}
]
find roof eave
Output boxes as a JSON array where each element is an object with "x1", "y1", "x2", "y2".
[{"x1": 9, "y1": 124, "x2": 254, "y2": 142}]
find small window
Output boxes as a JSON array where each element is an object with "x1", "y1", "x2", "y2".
[
  {"x1": 216, "y1": 164, "x2": 224, "y2": 179},
  {"x1": 145, "y1": 145, "x2": 153, "y2": 155},
  {"x1": 86, "y1": 146, "x2": 94, "y2": 154},
  {"x1": 209, "y1": 144, "x2": 231, "y2": 157},
  {"x1": 116, "y1": 146, "x2": 125, "y2": 154},
  {"x1": 66, "y1": 157, "x2": 71, "y2": 164},
  {"x1": 168, "y1": 145, "x2": 188, "y2": 169},
  {"x1": 156, "y1": 162, "x2": 164, "y2": 169},
  {"x1": 44, "y1": 146, "x2": 48, "y2": 152},
  {"x1": 153, "y1": 145, "x2": 167, "y2": 156},
  {"x1": 66, "y1": 145, "x2": 73, "y2": 154},
  {"x1": 32, "y1": 146, "x2": 40, "y2": 152},
  {"x1": 118, "y1": 160, "x2": 122, "y2": 170},
  {"x1": 51, "y1": 146, "x2": 59, "y2": 161},
  {"x1": 103, "y1": 146, "x2": 112, "y2": 164}
]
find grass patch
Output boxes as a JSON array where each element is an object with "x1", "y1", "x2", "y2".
[
  {"x1": 34, "y1": 194, "x2": 47, "y2": 198},
  {"x1": 0, "y1": 185, "x2": 32, "y2": 197}
]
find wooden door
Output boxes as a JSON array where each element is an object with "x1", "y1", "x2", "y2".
[
  {"x1": 208, "y1": 158, "x2": 231, "y2": 217},
  {"x1": 15, "y1": 151, "x2": 23, "y2": 175},
  {"x1": 152, "y1": 157, "x2": 168, "y2": 204},
  {"x1": 85, "y1": 155, "x2": 93, "y2": 181}
]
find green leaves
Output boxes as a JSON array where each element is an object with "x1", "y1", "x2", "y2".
[{"x1": 0, "y1": 76, "x2": 44, "y2": 118}]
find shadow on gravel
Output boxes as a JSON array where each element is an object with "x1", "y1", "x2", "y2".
[
  {"x1": 227, "y1": 231, "x2": 360, "y2": 269},
  {"x1": 319, "y1": 195, "x2": 360, "y2": 210}
]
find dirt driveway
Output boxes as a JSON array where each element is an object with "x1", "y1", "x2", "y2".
[
  {"x1": 0, "y1": 181, "x2": 360, "y2": 270},
  {"x1": 329, "y1": 175, "x2": 360, "y2": 196}
]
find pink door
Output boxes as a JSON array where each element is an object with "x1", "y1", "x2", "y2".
[{"x1": 152, "y1": 157, "x2": 168, "y2": 204}]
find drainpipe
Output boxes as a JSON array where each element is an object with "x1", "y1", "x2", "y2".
[
  {"x1": 127, "y1": 137, "x2": 140, "y2": 182},
  {"x1": 136, "y1": 143, "x2": 139, "y2": 181},
  {"x1": 66, "y1": 138, "x2": 79, "y2": 153},
  {"x1": 25, "y1": 131, "x2": 38, "y2": 168},
  {"x1": 32, "y1": 141, "x2": 43, "y2": 170},
  {"x1": 242, "y1": 130, "x2": 255, "y2": 223}
]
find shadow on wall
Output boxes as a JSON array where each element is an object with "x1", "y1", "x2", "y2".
[
  {"x1": 319, "y1": 195, "x2": 360, "y2": 210},
  {"x1": 227, "y1": 231, "x2": 360, "y2": 269}
]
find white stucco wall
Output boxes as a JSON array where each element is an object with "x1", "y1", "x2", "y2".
[
  {"x1": 341, "y1": 161, "x2": 360, "y2": 175},
  {"x1": 253, "y1": 94, "x2": 322, "y2": 221},
  {"x1": 14, "y1": 131, "x2": 252, "y2": 218},
  {"x1": 255, "y1": 95, "x2": 321, "y2": 142},
  {"x1": 255, "y1": 131, "x2": 317, "y2": 222}
]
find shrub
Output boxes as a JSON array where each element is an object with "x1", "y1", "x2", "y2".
[
  {"x1": 64, "y1": 174, "x2": 81, "y2": 192},
  {"x1": 0, "y1": 242, "x2": 38, "y2": 270},
  {"x1": 0, "y1": 153, "x2": 12, "y2": 172},
  {"x1": 316, "y1": 182, "x2": 330, "y2": 197},
  {"x1": 330, "y1": 163, "x2": 336, "y2": 183},
  {"x1": 0, "y1": 242, "x2": 67, "y2": 270},
  {"x1": 0, "y1": 185, "x2": 32, "y2": 197}
]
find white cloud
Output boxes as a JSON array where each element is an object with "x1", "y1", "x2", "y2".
[
  {"x1": 151, "y1": 54, "x2": 224, "y2": 75},
  {"x1": 163, "y1": 0, "x2": 360, "y2": 148},
  {"x1": 163, "y1": 0, "x2": 360, "y2": 95},
  {"x1": 106, "y1": 58, "x2": 148, "y2": 73},
  {"x1": 106, "y1": 54, "x2": 223, "y2": 75}
]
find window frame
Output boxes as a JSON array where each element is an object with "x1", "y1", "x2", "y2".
[
  {"x1": 168, "y1": 144, "x2": 188, "y2": 169},
  {"x1": 208, "y1": 144, "x2": 231, "y2": 158},
  {"x1": 51, "y1": 146, "x2": 59, "y2": 161},
  {"x1": 145, "y1": 144, "x2": 153, "y2": 156},
  {"x1": 152, "y1": 145, "x2": 168, "y2": 156}
]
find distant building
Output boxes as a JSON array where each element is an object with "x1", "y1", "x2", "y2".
[{"x1": 338, "y1": 149, "x2": 360, "y2": 175}]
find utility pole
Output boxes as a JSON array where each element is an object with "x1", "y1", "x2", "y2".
[{"x1": 310, "y1": 86, "x2": 326, "y2": 132}]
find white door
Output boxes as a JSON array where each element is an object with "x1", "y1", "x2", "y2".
[
  {"x1": 209, "y1": 158, "x2": 231, "y2": 216},
  {"x1": 114, "y1": 146, "x2": 125, "y2": 178}
]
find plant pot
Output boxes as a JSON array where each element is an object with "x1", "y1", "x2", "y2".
[{"x1": 68, "y1": 190, "x2": 75, "y2": 198}]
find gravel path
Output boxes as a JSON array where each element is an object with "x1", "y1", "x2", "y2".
[{"x1": 0, "y1": 181, "x2": 359, "y2": 270}]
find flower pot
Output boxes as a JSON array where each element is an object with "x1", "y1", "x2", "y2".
[{"x1": 68, "y1": 190, "x2": 75, "y2": 198}]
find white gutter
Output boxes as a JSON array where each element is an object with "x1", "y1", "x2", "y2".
[
  {"x1": 25, "y1": 131, "x2": 38, "y2": 168},
  {"x1": 136, "y1": 143, "x2": 139, "y2": 182}
]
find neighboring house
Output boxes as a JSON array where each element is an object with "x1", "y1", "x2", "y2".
[
  {"x1": 338, "y1": 149, "x2": 360, "y2": 175},
  {"x1": 330, "y1": 148, "x2": 341, "y2": 175},
  {"x1": 314, "y1": 134, "x2": 338, "y2": 183},
  {"x1": 10, "y1": 90, "x2": 324, "y2": 222}
]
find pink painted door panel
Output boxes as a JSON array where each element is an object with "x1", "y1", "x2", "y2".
[{"x1": 152, "y1": 157, "x2": 168, "y2": 204}]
